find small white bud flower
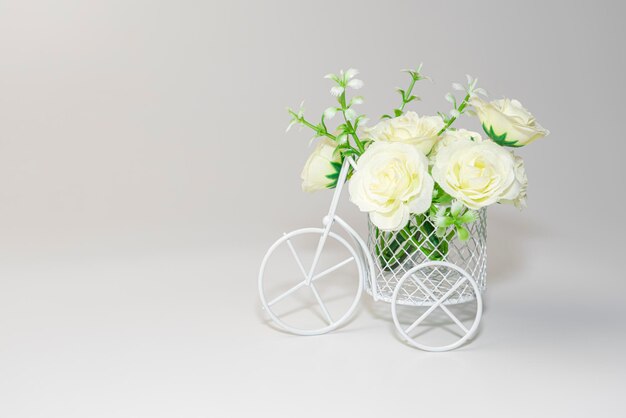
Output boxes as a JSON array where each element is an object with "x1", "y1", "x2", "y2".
[
  {"x1": 286, "y1": 120, "x2": 297, "y2": 132},
  {"x1": 330, "y1": 86, "x2": 344, "y2": 96},
  {"x1": 351, "y1": 96, "x2": 364, "y2": 105},
  {"x1": 451, "y1": 200, "x2": 464, "y2": 217},
  {"x1": 345, "y1": 108, "x2": 357, "y2": 121},
  {"x1": 473, "y1": 87, "x2": 488, "y2": 96},
  {"x1": 324, "y1": 107, "x2": 338, "y2": 119},
  {"x1": 297, "y1": 101, "x2": 305, "y2": 118},
  {"x1": 347, "y1": 79, "x2": 363, "y2": 89},
  {"x1": 344, "y1": 68, "x2": 359, "y2": 80}
]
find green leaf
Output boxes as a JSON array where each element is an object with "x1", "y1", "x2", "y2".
[
  {"x1": 401, "y1": 69, "x2": 418, "y2": 80},
  {"x1": 330, "y1": 161, "x2": 342, "y2": 171},
  {"x1": 482, "y1": 123, "x2": 522, "y2": 147},
  {"x1": 459, "y1": 210, "x2": 478, "y2": 224},
  {"x1": 397, "y1": 89, "x2": 406, "y2": 100},
  {"x1": 381, "y1": 114, "x2": 392, "y2": 120},
  {"x1": 456, "y1": 225, "x2": 469, "y2": 241},
  {"x1": 393, "y1": 109, "x2": 403, "y2": 117},
  {"x1": 340, "y1": 149, "x2": 359, "y2": 157},
  {"x1": 439, "y1": 217, "x2": 455, "y2": 227},
  {"x1": 325, "y1": 160, "x2": 343, "y2": 189},
  {"x1": 432, "y1": 185, "x2": 454, "y2": 204},
  {"x1": 353, "y1": 114, "x2": 368, "y2": 131}
]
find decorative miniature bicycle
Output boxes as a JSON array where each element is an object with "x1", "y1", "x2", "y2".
[
  {"x1": 258, "y1": 66, "x2": 547, "y2": 352},
  {"x1": 258, "y1": 157, "x2": 485, "y2": 352}
]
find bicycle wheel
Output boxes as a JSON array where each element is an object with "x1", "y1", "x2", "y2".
[
  {"x1": 258, "y1": 227, "x2": 364, "y2": 335},
  {"x1": 391, "y1": 261, "x2": 483, "y2": 351}
]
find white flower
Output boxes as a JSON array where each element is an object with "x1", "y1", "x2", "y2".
[
  {"x1": 344, "y1": 68, "x2": 359, "y2": 80},
  {"x1": 363, "y1": 111, "x2": 444, "y2": 155},
  {"x1": 301, "y1": 138, "x2": 341, "y2": 192},
  {"x1": 323, "y1": 107, "x2": 338, "y2": 119},
  {"x1": 432, "y1": 140, "x2": 521, "y2": 210},
  {"x1": 452, "y1": 83, "x2": 465, "y2": 91},
  {"x1": 350, "y1": 96, "x2": 364, "y2": 106},
  {"x1": 500, "y1": 154, "x2": 528, "y2": 209},
  {"x1": 430, "y1": 129, "x2": 483, "y2": 158},
  {"x1": 330, "y1": 86, "x2": 344, "y2": 97},
  {"x1": 471, "y1": 97, "x2": 549, "y2": 147},
  {"x1": 349, "y1": 142, "x2": 434, "y2": 231},
  {"x1": 347, "y1": 78, "x2": 363, "y2": 89},
  {"x1": 344, "y1": 108, "x2": 357, "y2": 121}
]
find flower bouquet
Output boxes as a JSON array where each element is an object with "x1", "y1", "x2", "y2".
[
  {"x1": 260, "y1": 65, "x2": 549, "y2": 346},
  {"x1": 285, "y1": 66, "x2": 549, "y2": 309},
  {"x1": 291, "y1": 67, "x2": 547, "y2": 276}
]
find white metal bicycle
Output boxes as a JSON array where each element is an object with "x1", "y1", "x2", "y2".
[{"x1": 258, "y1": 157, "x2": 483, "y2": 351}]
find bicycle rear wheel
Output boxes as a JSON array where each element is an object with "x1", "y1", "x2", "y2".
[{"x1": 391, "y1": 261, "x2": 483, "y2": 351}]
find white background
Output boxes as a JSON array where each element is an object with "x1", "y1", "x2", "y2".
[{"x1": 1, "y1": 0, "x2": 624, "y2": 416}]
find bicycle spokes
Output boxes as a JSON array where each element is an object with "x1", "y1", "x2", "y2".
[{"x1": 258, "y1": 228, "x2": 363, "y2": 335}]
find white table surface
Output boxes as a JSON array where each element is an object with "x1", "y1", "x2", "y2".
[{"x1": 1, "y1": 231, "x2": 623, "y2": 417}]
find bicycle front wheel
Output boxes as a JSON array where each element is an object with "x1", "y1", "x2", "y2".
[{"x1": 258, "y1": 228, "x2": 364, "y2": 335}]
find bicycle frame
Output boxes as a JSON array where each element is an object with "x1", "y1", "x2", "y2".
[
  {"x1": 259, "y1": 156, "x2": 484, "y2": 349},
  {"x1": 305, "y1": 157, "x2": 379, "y2": 301}
]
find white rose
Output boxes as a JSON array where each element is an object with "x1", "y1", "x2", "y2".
[
  {"x1": 430, "y1": 128, "x2": 483, "y2": 159},
  {"x1": 471, "y1": 97, "x2": 549, "y2": 147},
  {"x1": 300, "y1": 138, "x2": 341, "y2": 192},
  {"x1": 349, "y1": 142, "x2": 434, "y2": 231},
  {"x1": 500, "y1": 154, "x2": 528, "y2": 209},
  {"x1": 432, "y1": 140, "x2": 521, "y2": 210},
  {"x1": 363, "y1": 111, "x2": 444, "y2": 155}
]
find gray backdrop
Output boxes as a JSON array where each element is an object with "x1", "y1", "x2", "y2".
[{"x1": 0, "y1": 0, "x2": 624, "y2": 416}]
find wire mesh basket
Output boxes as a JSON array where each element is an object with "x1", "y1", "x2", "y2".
[{"x1": 366, "y1": 208, "x2": 487, "y2": 306}]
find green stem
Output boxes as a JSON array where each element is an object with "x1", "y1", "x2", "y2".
[
  {"x1": 444, "y1": 228, "x2": 456, "y2": 244},
  {"x1": 339, "y1": 92, "x2": 365, "y2": 153},
  {"x1": 437, "y1": 91, "x2": 471, "y2": 135},
  {"x1": 295, "y1": 116, "x2": 336, "y2": 140},
  {"x1": 375, "y1": 211, "x2": 457, "y2": 268},
  {"x1": 418, "y1": 218, "x2": 439, "y2": 248},
  {"x1": 375, "y1": 223, "x2": 423, "y2": 269},
  {"x1": 291, "y1": 113, "x2": 359, "y2": 155},
  {"x1": 397, "y1": 76, "x2": 417, "y2": 114},
  {"x1": 398, "y1": 229, "x2": 422, "y2": 253},
  {"x1": 398, "y1": 220, "x2": 437, "y2": 259}
]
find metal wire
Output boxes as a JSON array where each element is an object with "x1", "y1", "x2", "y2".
[{"x1": 366, "y1": 209, "x2": 487, "y2": 306}]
